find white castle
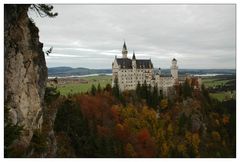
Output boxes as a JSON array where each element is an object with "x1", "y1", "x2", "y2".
[{"x1": 112, "y1": 42, "x2": 179, "y2": 96}]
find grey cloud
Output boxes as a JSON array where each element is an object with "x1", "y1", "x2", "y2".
[{"x1": 30, "y1": 4, "x2": 235, "y2": 69}]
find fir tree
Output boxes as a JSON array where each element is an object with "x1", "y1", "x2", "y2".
[
  {"x1": 97, "y1": 83, "x2": 102, "y2": 93},
  {"x1": 112, "y1": 78, "x2": 120, "y2": 99},
  {"x1": 29, "y1": 4, "x2": 58, "y2": 18},
  {"x1": 91, "y1": 84, "x2": 97, "y2": 96}
]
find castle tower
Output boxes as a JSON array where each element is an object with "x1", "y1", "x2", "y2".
[
  {"x1": 132, "y1": 51, "x2": 137, "y2": 86},
  {"x1": 171, "y1": 58, "x2": 178, "y2": 79},
  {"x1": 122, "y1": 41, "x2": 128, "y2": 58}
]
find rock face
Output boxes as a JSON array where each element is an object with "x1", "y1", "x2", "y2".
[{"x1": 4, "y1": 4, "x2": 47, "y2": 149}]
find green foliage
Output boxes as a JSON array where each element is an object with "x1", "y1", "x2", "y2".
[
  {"x1": 54, "y1": 99, "x2": 95, "y2": 157},
  {"x1": 91, "y1": 84, "x2": 97, "y2": 96},
  {"x1": 97, "y1": 83, "x2": 102, "y2": 93},
  {"x1": 183, "y1": 79, "x2": 192, "y2": 99},
  {"x1": 44, "y1": 86, "x2": 60, "y2": 104},
  {"x1": 4, "y1": 107, "x2": 23, "y2": 157},
  {"x1": 112, "y1": 78, "x2": 120, "y2": 98},
  {"x1": 29, "y1": 129, "x2": 48, "y2": 155}
]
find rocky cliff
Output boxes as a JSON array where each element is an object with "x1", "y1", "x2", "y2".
[{"x1": 4, "y1": 4, "x2": 47, "y2": 152}]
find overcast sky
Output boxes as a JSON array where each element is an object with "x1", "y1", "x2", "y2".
[{"x1": 29, "y1": 4, "x2": 236, "y2": 69}]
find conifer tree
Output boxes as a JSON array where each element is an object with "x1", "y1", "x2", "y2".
[
  {"x1": 183, "y1": 79, "x2": 192, "y2": 99},
  {"x1": 112, "y1": 78, "x2": 120, "y2": 99},
  {"x1": 136, "y1": 81, "x2": 141, "y2": 100},
  {"x1": 91, "y1": 84, "x2": 97, "y2": 96},
  {"x1": 97, "y1": 83, "x2": 102, "y2": 93},
  {"x1": 152, "y1": 84, "x2": 159, "y2": 109},
  {"x1": 30, "y1": 4, "x2": 58, "y2": 18}
]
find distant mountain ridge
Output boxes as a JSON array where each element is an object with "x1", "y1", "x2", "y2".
[
  {"x1": 48, "y1": 66, "x2": 236, "y2": 77},
  {"x1": 48, "y1": 66, "x2": 112, "y2": 76}
]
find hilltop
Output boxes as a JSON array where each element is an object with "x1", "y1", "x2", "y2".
[{"x1": 48, "y1": 66, "x2": 235, "y2": 77}]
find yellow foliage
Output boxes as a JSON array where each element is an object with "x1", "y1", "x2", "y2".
[
  {"x1": 211, "y1": 131, "x2": 221, "y2": 142},
  {"x1": 185, "y1": 132, "x2": 200, "y2": 156},
  {"x1": 185, "y1": 131, "x2": 192, "y2": 143},
  {"x1": 160, "y1": 99, "x2": 168, "y2": 109},
  {"x1": 167, "y1": 123, "x2": 174, "y2": 136},
  {"x1": 120, "y1": 104, "x2": 138, "y2": 119},
  {"x1": 177, "y1": 143, "x2": 187, "y2": 154},
  {"x1": 125, "y1": 143, "x2": 137, "y2": 157},
  {"x1": 161, "y1": 142, "x2": 170, "y2": 157},
  {"x1": 192, "y1": 133, "x2": 200, "y2": 148},
  {"x1": 116, "y1": 123, "x2": 124, "y2": 130},
  {"x1": 141, "y1": 106, "x2": 158, "y2": 133},
  {"x1": 156, "y1": 128, "x2": 164, "y2": 142}
]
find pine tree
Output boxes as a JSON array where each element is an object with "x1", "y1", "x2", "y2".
[
  {"x1": 29, "y1": 4, "x2": 58, "y2": 18},
  {"x1": 142, "y1": 80, "x2": 148, "y2": 99},
  {"x1": 97, "y1": 83, "x2": 102, "y2": 93},
  {"x1": 91, "y1": 84, "x2": 97, "y2": 96},
  {"x1": 183, "y1": 79, "x2": 192, "y2": 99},
  {"x1": 112, "y1": 78, "x2": 120, "y2": 99},
  {"x1": 152, "y1": 84, "x2": 159, "y2": 109},
  {"x1": 136, "y1": 81, "x2": 141, "y2": 100}
]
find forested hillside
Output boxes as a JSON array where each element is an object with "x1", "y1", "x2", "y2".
[{"x1": 40, "y1": 79, "x2": 235, "y2": 157}]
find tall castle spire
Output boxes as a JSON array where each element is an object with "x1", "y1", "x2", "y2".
[
  {"x1": 122, "y1": 41, "x2": 128, "y2": 58},
  {"x1": 132, "y1": 50, "x2": 136, "y2": 60}
]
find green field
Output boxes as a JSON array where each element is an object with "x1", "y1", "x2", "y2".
[
  {"x1": 53, "y1": 75, "x2": 235, "y2": 101},
  {"x1": 202, "y1": 76, "x2": 235, "y2": 101},
  {"x1": 56, "y1": 75, "x2": 112, "y2": 96},
  {"x1": 202, "y1": 78, "x2": 230, "y2": 88},
  {"x1": 210, "y1": 91, "x2": 236, "y2": 102}
]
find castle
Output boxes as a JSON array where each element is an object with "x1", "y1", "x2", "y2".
[{"x1": 112, "y1": 42, "x2": 179, "y2": 96}]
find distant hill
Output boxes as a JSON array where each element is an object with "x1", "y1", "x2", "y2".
[
  {"x1": 48, "y1": 66, "x2": 112, "y2": 77},
  {"x1": 159, "y1": 69, "x2": 236, "y2": 75},
  {"x1": 48, "y1": 66, "x2": 236, "y2": 77}
]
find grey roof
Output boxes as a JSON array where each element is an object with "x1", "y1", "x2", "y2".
[
  {"x1": 132, "y1": 51, "x2": 136, "y2": 60},
  {"x1": 116, "y1": 58, "x2": 153, "y2": 69},
  {"x1": 136, "y1": 59, "x2": 153, "y2": 69},
  {"x1": 116, "y1": 58, "x2": 132, "y2": 69},
  {"x1": 160, "y1": 74, "x2": 172, "y2": 77},
  {"x1": 123, "y1": 41, "x2": 127, "y2": 50}
]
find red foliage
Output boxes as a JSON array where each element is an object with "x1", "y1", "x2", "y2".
[
  {"x1": 111, "y1": 106, "x2": 120, "y2": 123},
  {"x1": 114, "y1": 123, "x2": 130, "y2": 143},
  {"x1": 135, "y1": 128, "x2": 156, "y2": 157}
]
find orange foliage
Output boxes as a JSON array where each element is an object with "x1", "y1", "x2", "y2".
[
  {"x1": 211, "y1": 131, "x2": 221, "y2": 142},
  {"x1": 137, "y1": 128, "x2": 151, "y2": 142},
  {"x1": 111, "y1": 105, "x2": 120, "y2": 123},
  {"x1": 222, "y1": 115, "x2": 230, "y2": 125}
]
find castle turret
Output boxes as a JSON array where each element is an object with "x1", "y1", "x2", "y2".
[
  {"x1": 122, "y1": 41, "x2": 128, "y2": 58},
  {"x1": 132, "y1": 51, "x2": 137, "y2": 85},
  {"x1": 158, "y1": 67, "x2": 161, "y2": 75},
  {"x1": 171, "y1": 58, "x2": 178, "y2": 79},
  {"x1": 132, "y1": 51, "x2": 136, "y2": 68}
]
